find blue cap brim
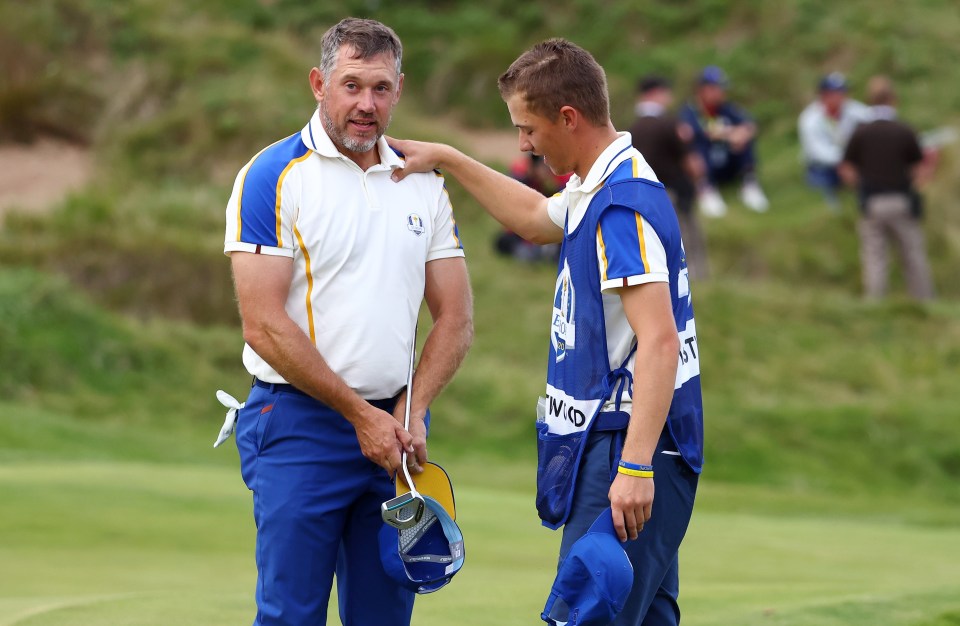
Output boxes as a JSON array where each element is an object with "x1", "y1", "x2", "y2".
[{"x1": 379, "y1": 496, "x2": 464, "y2": 595}]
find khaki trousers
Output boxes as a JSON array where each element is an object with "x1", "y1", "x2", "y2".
[{"x1": 858, "y1": 193, "x2": 934, "y2": 300}]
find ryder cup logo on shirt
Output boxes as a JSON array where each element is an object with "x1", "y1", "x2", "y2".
[
  {"x1": 406, "y1": 213, "x2": 425, "y2": 236},
  {"x1": 551, "y1": 260, "x2": 576, "y2": 362}
]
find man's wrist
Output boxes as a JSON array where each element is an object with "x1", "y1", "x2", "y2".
[{"x1": 618, "y1": 459, "x2": 653, "y2": 478}]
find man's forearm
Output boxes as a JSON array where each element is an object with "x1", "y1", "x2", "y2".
[
  {"x1": 244, "y1": 315, "x2": 369, "y2": 421},
  {"x1": 621, "y1": 339, "x2": 679, "y2": 465},
  {"x1": 618, "y1": 283, "x2": 681, "y2": 465},
  {"x1": 408, "y1": 310, "x2": 473, "y2": 416}
]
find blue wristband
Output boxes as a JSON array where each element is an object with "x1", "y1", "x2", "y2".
[{"x1": 618, "y1": 460, "x2": 653, "y2": 472}]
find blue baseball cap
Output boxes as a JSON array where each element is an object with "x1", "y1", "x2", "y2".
[
  {"x1": 541, "y1": 508, "x2": 634, "y2": 625},
  {"x1": 819, "y1": 71, "x2": 848, "y2": 92},
  {"x1": 698, "y1": 65, "x2": 728, "y2": 87},
  {"x1": 379, "y1": 464, "x2": 464, "y2": 595}
]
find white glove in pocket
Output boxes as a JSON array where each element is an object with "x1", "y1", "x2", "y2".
[{"x1": 214, "y1": 390, "x2": 245, "y2": 448}]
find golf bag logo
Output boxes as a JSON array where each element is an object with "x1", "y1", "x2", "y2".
[
  {"x1": 406, "y1": 213, "x2": 425, "y2": 236},
  {"x1": 551, "y1": 260, "x2": 576, "y2": 362}
]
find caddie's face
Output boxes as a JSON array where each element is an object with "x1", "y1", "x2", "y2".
[
  {"x1": 506, "y1": 93, "x2": 574, "y2": 176},
  {"x1": 313, "y1": 45, "x2": 403, "y2": 159}
]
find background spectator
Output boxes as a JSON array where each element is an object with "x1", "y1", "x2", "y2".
[
  {"x1": 839, "y1": 75, "x2": 936, "y2": 300},
  {"x1": 798, "y1": 72, "x2": 872, "y2": 210},
  {"x1": 630, "y1": 74, "x2": 710, "y2": 279},
  {"x1": 680, "y1": 65, "x2": 769, "y2": 216}
]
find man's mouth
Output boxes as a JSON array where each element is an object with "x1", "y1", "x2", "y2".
[{"x1": 350, "y1": 119, "x2": 377, "y2": 132}]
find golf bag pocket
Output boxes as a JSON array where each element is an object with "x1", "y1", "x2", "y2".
[{"x1": 535, "y1": 421, "x2": 584, "y2": 528}]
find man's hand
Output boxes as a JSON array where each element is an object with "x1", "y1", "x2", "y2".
[
  {"x1": 392, "y1": 391, "x2": 428, "y2": 474},
  {"x1": 387, "y1": 137, "x2": 453, "y2": 182},
  {"x1": 353, "y1": 403, "x2": 414, "y2": 474},
  {"x1": 608, "y1": 472, "x2": 654, "y2": 542},
  {"x1": 727, "y1": 125, "x2": 754, "y2": 153}
]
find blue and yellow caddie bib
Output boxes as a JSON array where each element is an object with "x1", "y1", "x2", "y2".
[{"x1": 535, "y1": 160, "x2": 704, "y2": 529}]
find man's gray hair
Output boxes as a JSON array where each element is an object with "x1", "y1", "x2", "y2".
[{"x1": 319, "y1": 18, "x2": 403, "y2": 80}]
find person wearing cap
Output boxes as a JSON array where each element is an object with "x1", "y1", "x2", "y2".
[
  {"x1": 630, "y1": 74, "x2": 709, "y2": 280},
  {"x1": 798, "y1": 72, "x2": 872, "y2": 209},
  {"x1": 839, "y1": 75, "x2": 936, "y2": 300},
  {"x1": 222, "y1": 17, "x2": 473, "y2": 626},
  {"x1": 391, "y1": 38, "x2": 703, "y2": 626},
  {"x1": 679, "y1": 65, "x2": 769, "y2": 215}
]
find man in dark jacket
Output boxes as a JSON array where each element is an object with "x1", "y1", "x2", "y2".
[
  {"x1": 630, "y1": 75, "x2": 709, "y2": 279},
  {"x1": 840, "y1": 75, "x2": 936, "y2": 300}
]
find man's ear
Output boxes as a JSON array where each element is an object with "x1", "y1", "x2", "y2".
[
  {"x1": 308, "y1": 67, "x2": 324, "y2": 103},
  {"x1": 558, "y1": 105, "x2": 579, "y2": 131},
  {"x1": 395, "y1": 72, "x2": 405, "y2": 103}
]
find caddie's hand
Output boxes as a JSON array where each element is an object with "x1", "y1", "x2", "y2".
[
  {"x1": 386, "y1": 136, "x2": 449, "y2": 182},
  {"x1": 354, "y1": 404, "x2": 414, "y2": 474},
  {"x1": 608, "y1": 471, "x2": 654, "y2": 542}
]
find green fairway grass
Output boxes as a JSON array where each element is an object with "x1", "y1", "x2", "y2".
[{"x1": 3, "y1": 455, "x2": 959, "y2": 626}]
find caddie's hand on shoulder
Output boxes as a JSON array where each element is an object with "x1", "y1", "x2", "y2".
[
  {"x1": 387, "y1": 136, "x2": 449, "y2": 182},
  {"x1": 353, "y1": 404, "x2": 414, "y2": 474}
]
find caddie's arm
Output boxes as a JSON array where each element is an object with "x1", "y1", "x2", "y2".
[
  {"x1": 394, "y1": 256, "x2": 474, "y2": 472},
  {"x1": 388, "y1": 137, "x2": 563, "y2": 244},
  {"x1": 231, "y1": 251, "x2": 414, "y2": 473},
  {"x1": 608, "y1": 282, "x2": 680, "y2": 543}
]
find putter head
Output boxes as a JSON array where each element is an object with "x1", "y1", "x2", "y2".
[{"x1": 381, "y1": 492, "x2": 425, "y2": 529}]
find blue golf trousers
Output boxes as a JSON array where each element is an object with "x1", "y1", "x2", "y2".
[
  {"x1": 559, "y1": 429, "x2": 699, "y2": 626},
  {"x1": 236, "y1": 382, "x2": 414, "y2": 626}
]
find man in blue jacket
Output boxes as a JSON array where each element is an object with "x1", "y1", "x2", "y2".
[{"x1": 680, "y1": 65, "x2": 769, "y2": 215}]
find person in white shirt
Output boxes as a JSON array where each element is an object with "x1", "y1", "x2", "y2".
[
  {"x1": 798, "y1": 72, "x2": 872, "y2": 209},
  {"x1": 223, "y1": 18, "x2": 472, "y2": 626}
]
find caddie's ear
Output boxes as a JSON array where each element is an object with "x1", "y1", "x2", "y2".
[{"x1": 558, "y1": 105, "x2": 579, "y2": 131}]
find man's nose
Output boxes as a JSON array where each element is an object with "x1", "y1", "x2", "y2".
[
  {"x1": 357, "y1": 89, "x2": 376, "y2": 113},
  {"x1": 518, "y1": 131, "x2": 532, "y2": 153}
]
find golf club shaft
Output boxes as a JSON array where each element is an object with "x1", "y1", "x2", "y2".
[{"x1": 400, "y1": 322, "x2": 417, "y2": 491}]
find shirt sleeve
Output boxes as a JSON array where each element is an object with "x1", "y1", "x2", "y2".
[
  {"x1": 596, "y1": 206, "x2": 669, "y2": 292},
  {"x1": 427, "y1": 173, "x2": 466, "y2": 262},
  {"x1": 224, "y1": 150, "x2": 299, "y2": 258},
  {"x1": 799, "y1": 106, "x2": 841, "y2": 165},
  {"x1": 546, "y1": 189, "x2": 567, "y2": 229}
]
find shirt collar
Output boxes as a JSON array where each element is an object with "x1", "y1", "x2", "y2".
[
  {"x1": 300, "y1": 109, "x2": 404, "y2": 170},
  {"x1": 870, "y1": 105, "x2": 898, "y2": 121},
  {"x1": 566, "y1": 132, "x2": 634, "y2": 194}
]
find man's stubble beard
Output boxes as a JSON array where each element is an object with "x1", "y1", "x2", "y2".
[{"x1": 319, "y1": 100, "x2": 392, "y2": 155}]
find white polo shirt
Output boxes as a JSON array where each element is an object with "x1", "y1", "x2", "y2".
[
  {"x1": 546, "y1": 132, "x2": 669, "y2": 413},
  {"x1": 224, "y1": 110, "x2": 464, "y2": 399}
]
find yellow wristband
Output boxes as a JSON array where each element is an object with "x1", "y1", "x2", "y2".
[{"x1": 617, "y1": 466, "x2": 654, "y2": 478}]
